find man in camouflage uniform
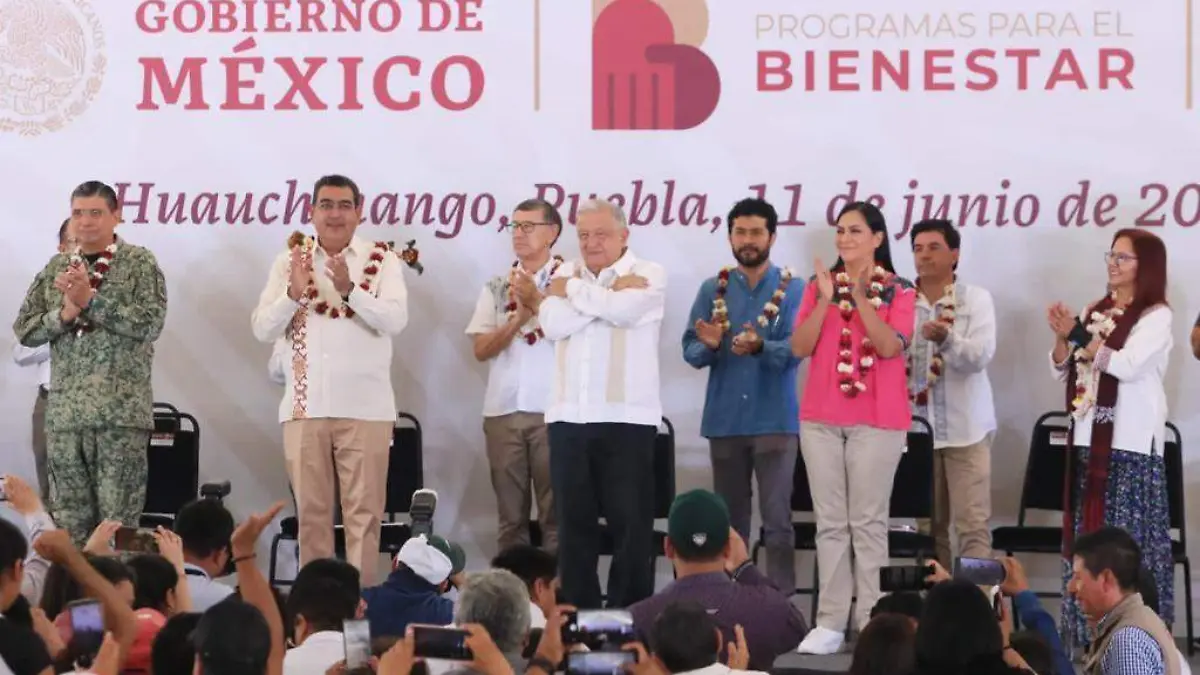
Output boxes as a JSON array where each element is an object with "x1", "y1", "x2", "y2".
[{"x1": 13, "y1": 181, "x2": 167, "y2": 545}]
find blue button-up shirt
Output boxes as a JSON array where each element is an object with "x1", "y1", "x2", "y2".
[{"x1": 682, "y1": 265, "x2": 804, "y2": 438}]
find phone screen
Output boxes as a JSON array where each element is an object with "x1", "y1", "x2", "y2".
[
  {"x1": 564, "y1": 610, "x2": 636, "y2": 644},
  {"x1": 68, "y1": 600, "x2": 105, "y2": 656},
  {"x1": 566, "y1": 651, "x2": 636, "y2": 675},
  {"x1": 954, "y1": 557, "x2": 1006, "y2": 586},
  {"x1": 114, "y1": 527, "x2": 158, "y2": 553},
  {"x1": 879, "y1": 564, "x2": 933, "y2": 592},
  {"x1": 412, "y1": 626, "x2": 473, "y2": 661},
  {"x1": 342, "y1": 619, "x2": 371, "y2": 668}
]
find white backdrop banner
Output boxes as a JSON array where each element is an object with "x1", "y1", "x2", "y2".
[{"x1": 2, "y1": 0, "x2": 1199, "y2": 582}]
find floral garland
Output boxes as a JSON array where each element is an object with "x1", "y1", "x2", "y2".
[
  {"x1": 907, "y1": 284, "x2": 957, "y2": 405},
  {"x1": 835, "y1": 266, "x2": 888, "y2": 397},
  {"x1": 386, "y1": 240, "x2": 425, "y2": 275},
  {"x1": 503, "y1": 255, "x2": 564, "y2": 345},
  {"x1": 1070, "y1": 296, "x2": 1124, "y2": 419},
  {"x1": 711, "y1": 267, "x2": 794, "y2": 331},
  {"x1": 68, "y1": 241, "x2": 118, "y2": 336},
  {"x1": 287, "y1": 231, "x2": 387, "y2": 319}
]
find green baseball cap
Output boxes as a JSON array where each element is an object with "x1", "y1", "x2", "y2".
[
  {"x1": 667, "y1": 490, "x2": 731, "y2": 559},
  {"x1": 428, "y1": 535, "x2": 466, "y2": 576}
]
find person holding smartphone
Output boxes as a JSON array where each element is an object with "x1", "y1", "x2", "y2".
[{"x1": 790, "y1": 202, "x2": 916, "y2": 655}]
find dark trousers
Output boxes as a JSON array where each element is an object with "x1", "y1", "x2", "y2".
[{"x1": 548, "y1": 421, "x2": 656, "y2": 609}]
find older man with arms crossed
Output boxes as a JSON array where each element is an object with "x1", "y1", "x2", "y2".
[
  {"x1": 540, "y1": 198, "x2": 666, "y2": 609},
  {"x1": 252, "y1": 174, "x2": 408, "y2": 585},
  {"x1": 465, "y1": 198, "x2": 563, "y2": 555}
]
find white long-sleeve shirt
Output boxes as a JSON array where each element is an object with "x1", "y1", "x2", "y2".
[
  {"x1": 909, "y1": 282, "x2": 998, "y2": 448},
  {"x1": 539, "y1": 250, "x2": 665, "y2": 426},
  {"x1": 11, "y1": 343, "x2": 50, "y2": 389},
  {"x1": 251, "y1": 236, "x2": 409, "y2": 423},
  {"x1": 1049, "y1": 305, "x2": 1173, "y2": 454}
]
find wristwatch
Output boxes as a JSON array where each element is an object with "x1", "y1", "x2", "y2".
[{"x1": 527, "y1": 656, "x2": 558, "y2": 674}]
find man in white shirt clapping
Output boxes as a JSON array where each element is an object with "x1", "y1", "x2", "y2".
[
  {"x1": 906, "y1": 219, "x2": 998, "y2": 567},
  {"x1": 252, "y1": 175, "x2": 409, "y2": 585},
  {"x1": 10, "y1": 219, "x2": 73, "y2": 500},
  {"x1": 465, "y1": 199, "x2": 563, "y2": 555},
  {"x1": 539, "y1": 198, "x2": 666, "y2": 609}
]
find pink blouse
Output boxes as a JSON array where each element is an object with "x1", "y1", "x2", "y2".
[{"x1": 795, "y1": 277, "x2": 917, "y2": 431}]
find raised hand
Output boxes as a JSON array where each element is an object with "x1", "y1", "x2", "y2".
[
  {"x1": 325, "y1": 254, "x2": 353, "y2": 296},
  {"x1": 512, "y1": 271, "x2": 541, "y2": 308},
  {"x1": 1046, "y1": 302, "x2": 1074, "y2": 338},
  {"x1": 813, "y1": 257, "x2": 834, "y2": 302},
  {"x1": 731, "y1": 322, "x2": 762, "y2": 356},
  {"x1": 921, "y1": 320, "x2": 950, "y2": 343},
  {"x1": 694, "y1": 318, "x2": 724, "y2": 349}
]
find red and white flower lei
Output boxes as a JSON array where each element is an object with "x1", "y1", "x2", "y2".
[
  {"x1": 289, "y1": 233, "x2": 388, "y2": 320},
  {"x1": 835, "y1": 266, "x2": 888, "y2": 398},
  {"x1": 504, "y1": 255, "x2": 564, "y2": 345},
  {"x1": 907, "y1": 284, "x2": 957, "y2": 405},
  {"x1": 711, "y1": 266, "x2": 794, "y2": 331},
  {"x1": 1070, "y1": 296, "x2": 1124, "y2": 419},
  {"x1": 69, "y1": 242, "x2": 118, "y2": 335}
]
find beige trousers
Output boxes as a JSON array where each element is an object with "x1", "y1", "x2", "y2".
[
  {"x1": 483, "y1": 412, "x2": 557, "y2": 553},
  {"x1": 800, "y1": 422, "x2": 906, "y2": 632},
  {"x1": 283, "y1": 418, "x2": 392, "y2": 586},
  {"x1": 931, "y1": 435, "x2": 994, "y2": 567}
]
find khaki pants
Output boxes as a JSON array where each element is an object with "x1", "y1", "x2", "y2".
[
  {"x1": 483, "y1": 412, "x2": 557, "y2": 553},
  {"x1": 283, "y1": 418, "x2": 392, "y2": 586},
  {"x1": 32, "y1": 388, "x2": 49, "y2": 500},
  {"x1": 800, "y1": 422, "x2": 906, "y2": 632},
  {"x1": 931, "y1": 435, "x2": 994, "y2": 568}
]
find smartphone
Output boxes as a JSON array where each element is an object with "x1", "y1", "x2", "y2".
[
  {"x1": 67, "y1": 599, "x2": 105, "y2": 657},
  {"x1": 566, "y1": 651, "x2": 636, "y2": 675},
  {"x1": 563, "y1": 610, "x2": 636, "y2": 645},
  {"x1": 114, "y1": 527, "x2": 158, "y2": 553},
  {"x1": 879, "y1": 564, "x2": 934, "y2": 592},
  {"x1": 342, "y1": 619, "x2": 372, "y2": 669},
  {"x1": 412, "y1": 625, "x2": 473, "y2": 661},
  {"x1": 954, "y1": 557, "x2": 1007, "y2": 586}
]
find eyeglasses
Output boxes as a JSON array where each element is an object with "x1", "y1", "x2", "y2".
[
  {"x1": 1104, "y1": 252, "x2": 1137, "y2": 265},
  {"x1": 509, "y1": 220, "x2": 550, "y2": 234}
]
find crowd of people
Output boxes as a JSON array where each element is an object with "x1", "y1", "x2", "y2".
[{"x1": 4, "y1": 177, "x2": 1192, "y2": 674}]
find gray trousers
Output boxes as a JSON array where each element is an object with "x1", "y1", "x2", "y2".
[{"x1": 709, "y1": 434, "x2": 798, "y2": 592}]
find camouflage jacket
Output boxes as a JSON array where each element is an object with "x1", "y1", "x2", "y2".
[{"x1": 13, "y1": 239, "x2": 167, "y2": 431}]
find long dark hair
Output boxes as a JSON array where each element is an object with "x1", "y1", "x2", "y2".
[
  {"x1": 914, "y1": 581, "x2": 1013, "y2": 675},
  {"x1": 850, "y1": 613, "x2": 915, "y2": 675},
  {"x1": 834, "y1": 201, "x2": 896, "y2": 274}
]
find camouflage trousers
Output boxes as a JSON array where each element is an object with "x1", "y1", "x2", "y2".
[{"x1": 47, "y1": 427, "x2": 149, "y2": 546}]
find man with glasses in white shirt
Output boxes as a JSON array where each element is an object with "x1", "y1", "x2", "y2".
[
  {"x1": 11, "y1": 219, "x2": 73, "y2": 500},
  {"x1": 252, "y1": 174, "x2": 409, "y2": 586},
  {"x1": 906, "y1": 219, "x2": 997, "y2": 568},
  {"x1": 539, "y1": 198, "x2": 666, "y2": 609},
  {"x1": 465, "y1": 199, "x2": 563, "y2": 555}
]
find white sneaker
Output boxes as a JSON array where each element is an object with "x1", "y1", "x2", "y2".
[{"x1": 796, "y1": 626, "x2": 845, "y2": 655}]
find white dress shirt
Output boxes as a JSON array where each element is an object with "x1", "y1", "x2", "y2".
[
  {"x1": 464, "y1": 259, "x2": 558, "y2": 417},
  {"x1": 677, "y1": 664, "x2": 769, "y2": 675},
  {"x1": 284, "y1": 631, "x2": 344, "y2": 675},
  {"x1": 182, "y1": 563, "x2": 234, "y2": 612},
  {"x1": 539, "y1": 251, "x2": 665, "y2": 426},
  {"x1": 1049, "y1": 305, "x2": 1173, "y2": 454},
  {"x1": 252, "y1": 236, "x2": 409, "y2": 423},
  {"x1": 11, "y1": 343, "x2": 50, "y2": 389},
  {"x1": 908, "y1": 281, "x2": 998, "y2": 448}
]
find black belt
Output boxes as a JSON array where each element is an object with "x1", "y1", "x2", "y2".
[{"x1": 38, "y1": 386, "x2": 48, "y2": 399}]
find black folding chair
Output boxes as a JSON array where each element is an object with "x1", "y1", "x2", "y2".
[
  {"x1": 140, "y1": 402, "x2": 200, "y2": 529},
  {"x1": 888, "y1": 416, "x2": 937, "y2": 561},
  {"x1": 991, "y1": 411, "x2": 1071, "y2": 599},
  {"x1": 1162, "y1": 423, "x2": 1193, "y2": 654},
  {"x1": 269, "y1": 412, "x2": 424, "y2": 587}
]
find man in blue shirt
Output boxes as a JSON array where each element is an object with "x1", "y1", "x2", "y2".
[{"x1": 681, "y1": 197, "x2": 805, "y2": 592}]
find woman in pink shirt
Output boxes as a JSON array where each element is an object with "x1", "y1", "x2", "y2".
[{"x1": 790, "y1": 202, "x2": 916, "y2": 655}]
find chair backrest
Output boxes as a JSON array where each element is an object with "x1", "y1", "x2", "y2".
[
  {"x1": 890, "y1": 416, "x2": 935, "y2": 519},
  {"x1": 1018, "y1": 412, "x2": 1071, "y2": 522},
  {"x1": 791, "y1": 435, "x2": 815, "y2": 513},
  {"x1": 384, "y1": 412, "x2": 424, "y2": 515},
  {"x1": 143, "y1": 403, "x2": 200, "y2": 519},
  {"x1": 653, "y1": 417, "x2": 677, "y2": 518},
  {"x1": 1163, "y1": 422, "x2": 1186, "y2": 546}
]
